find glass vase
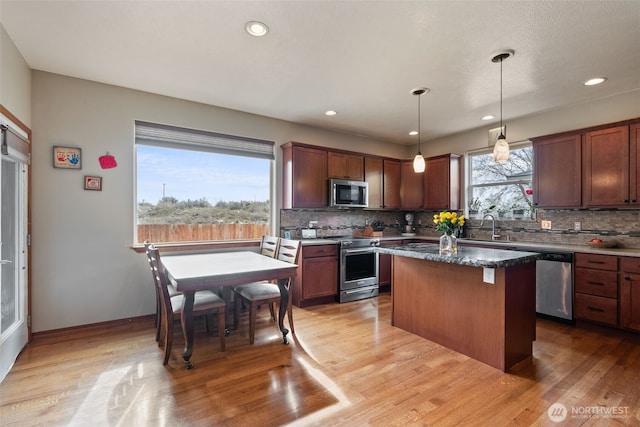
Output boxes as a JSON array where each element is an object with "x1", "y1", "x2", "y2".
[{"x1": 439, "y1": 233, "x2": 458, "y2": 255}]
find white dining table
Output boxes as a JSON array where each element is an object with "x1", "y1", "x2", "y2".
[{"x1": 161, "y1": 251, "x2": 298, "y2": 369}]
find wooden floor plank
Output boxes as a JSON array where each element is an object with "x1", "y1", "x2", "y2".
[{"x1": 2, "y1": 292, "x2": 640, "y2": 426}]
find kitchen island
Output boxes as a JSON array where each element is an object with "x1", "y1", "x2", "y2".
[{"x1": 376, "y1": 242, "x2": 541, "y2": 372}]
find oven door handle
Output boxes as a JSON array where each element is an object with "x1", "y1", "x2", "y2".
[{"x1": 343, "y1": 248, "x2": 375, "y2": 255}]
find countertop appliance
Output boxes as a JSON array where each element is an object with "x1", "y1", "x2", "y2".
[
  {"x1": 329, "y1": 179, "x2": 368, "y2": 208},
  {"x1": 517, "y1": 247, "x2": 574, "y2": 322},
  {"x1": 333, "y1": 236, "x2": 380, "y2": 303}
]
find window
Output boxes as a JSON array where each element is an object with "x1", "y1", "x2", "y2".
[
  {"x1": 466, "y1": 142, "x2": 534, "y2": 220},
  {"x1": 135, "y1": 121, "x2": 274, "y2": 244}
]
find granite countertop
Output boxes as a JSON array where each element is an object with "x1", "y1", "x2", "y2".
[
  {"x1": 375, "y1": 242, "x2": 542, "y2": 269},
  {"x1": 299, "y1": 235, "x2": 640, "y2": 257}
]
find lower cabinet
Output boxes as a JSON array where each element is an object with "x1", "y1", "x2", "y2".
[
  {"x1": 292, "y1": 244, "x2": 338, "y2": 308},
  {"x1": 574, "y1": 253, "x2": 619, "y2": 326},
  {"x1": 620, "y1": 257, "x2": 640, "y2": 332}
]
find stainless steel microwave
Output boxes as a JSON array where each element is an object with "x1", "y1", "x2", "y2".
[{"x1": 329, "y1": 179, "x2": 368, "y2": 208}]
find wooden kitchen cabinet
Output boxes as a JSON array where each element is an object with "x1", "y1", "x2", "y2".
[
  {"x1": 532, "y1": 133, "x2": 582, "y2": 208},
  {"x1": 378, "y1": 239, "x2": 402, "y2": 289},
  {"x1": 328, "y1": 151, "x2": 364, "y2": 180},
  {"x1": 574, "y1": 253, "x2": 618, "y2": 326},
  {"x1": 400, "y1": 160, "x2": 423, "y2": 209},
  {"x1": 282, "y1": 143, "x2": 328, "y2": 208},
  {"x1": 619, "y1": 257, "x2": 640, "y2": 332},
  {"x1": 365, "y1": 156, "x2": 384, "y2": 209},
  {"x1": 383, "y1": 159, "x2": 401, "y2": 209},
  {"x1": 292, "y1": 244, "x2": 338, "y2": 307},
  {"x1": 423, "y1": 153, "x2": 461, "y2": 211},
  {"x1": 584, "y1": 125, "x2": 632, "y2": 207}
]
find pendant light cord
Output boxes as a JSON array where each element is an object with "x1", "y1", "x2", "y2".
[
  {"x1": 417, "y1": 92, "x2": 422, "y2": 154},
  {"x1": 500, "y1": 57, "x2": 503, "y2": 133}
]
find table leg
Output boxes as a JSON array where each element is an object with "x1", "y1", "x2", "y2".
[
  {"x1": 222, "y1": 286, "x2": 233, "y2": 333},
  {"x1": 181, "y1": 291, "x2": 195, "y2": 369},
  {"x1": 277, "y1": 278, "x2": 290, "y2": 345}
]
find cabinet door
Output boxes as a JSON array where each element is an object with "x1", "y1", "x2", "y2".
[
  {"x1": 532, "y1": 133, "x2": 582, "y2": 208},
  {"x1": 291, "y1": 146, "x2": 328, "y2": 208},
  {"x1": 365, "y1": 156, "x2": 384, "y2": 209},
  {"x1": 400, "y1": 160, "x2": 423, "y2": 209},
  {"x1": 424, "y1": 154, "x2": 460, "y2": 211},
  {"x1": 584, "y1": 125, "x2": 630, "y2": 206},
  {"x1": 302, "y1": 256, "x2": 338, "y2": 299},
  {"x1": 383, "y1": 159, "x2": 401, "y2": 209},
  {"x1": 328, "y1": 152, "x2": 364, "y2": 180},
  {"x1": 621, "y1": 273, "x2": 640, "y2": 332},
  {"x1": 630, "y1": 124, "x2": 640, "y2": 205}
]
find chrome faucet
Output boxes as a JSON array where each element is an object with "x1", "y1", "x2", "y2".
[{"x1": 480, "y1": 214, "x2": 500, "y2": 240}]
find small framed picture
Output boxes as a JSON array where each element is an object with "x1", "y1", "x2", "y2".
[
  {"x1": 84, "y1": 175, "x2": 102, "y2": 191},
  {"x1": 284, "y1": 231, "x2": 292, "y2": 239},
  {"x1": 53, "y1": 146, "x2": 82, "y2": 169}
]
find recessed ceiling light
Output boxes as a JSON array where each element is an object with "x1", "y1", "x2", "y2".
[
  {"x1": 409, "y1": 131, "x2": 418, "y2": 136},
  {"x1": 325, "y1": 110, "x2": 337, "y2": 116},
  {"x1": 584, "y1": 77, "x2": 607, "y2": 86},
  {"x1": 245, "y1": 21, "x2": 269, "y2": 37},
  {"x1": 481, "y1": 115, "x2": 495, "y2": 121}
]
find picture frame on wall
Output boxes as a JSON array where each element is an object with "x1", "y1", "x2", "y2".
[
  {"x1": 53, "y1": 146, "x2": 82, "y2": 169},
  {"x1": 84, "y1": 175, "x2": 102, "y2": 191}
]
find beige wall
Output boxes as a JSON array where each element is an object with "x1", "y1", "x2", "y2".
[
  {"x1": 414, "y1": 89, "x2": 640, "y2": 158},
  {"x1": 0, "y1": 24, "x2": 31, "y2": 126},
  {"x1": 30, "y1": 71, "x2": 407, "y2": 332}
]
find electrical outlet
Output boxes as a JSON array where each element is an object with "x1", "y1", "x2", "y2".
[
  {"x1": 574, "y1": 221, "x2": 581, "y2": 231},
  {"x1": 541, "y1": 220, "x2": 552, "y2": 230}
]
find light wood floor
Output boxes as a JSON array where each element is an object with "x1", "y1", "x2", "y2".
[{"x1": 2, "y1": 292, "x2": 640, "y2": 426}]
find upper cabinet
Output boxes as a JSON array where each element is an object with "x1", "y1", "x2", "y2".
[
  {"x1": 328, "y1": 151, "x2": 364, "y2": 180},
  {"x1": 400, "y1": 160, "x2": 423, "y2": 209},
  {"x1": 365, "y1": 156, "x2": 401, "y2": 209},
  {"x1": 584, "y1": 125, "x2": 633, "y2": 207},
  {"x1": 531, "y1": 118, "x2": 640, "y2": 209},
  {"x1": 532, "y1": 133, "x2": 582, "y2": 208},
  {"x1": 423, "y1": 154, "x2": 461, "y2": 211},
  {"x1": 282, "y1": 143, "x2": 328, "y2": 208},
  {"x1": 382, "y1": 159, "x2": 401, "y2": 209}
]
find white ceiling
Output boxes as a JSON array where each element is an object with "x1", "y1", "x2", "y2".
[{"x1": 1, "y1": 1, "x2": 639, "y2": 145}]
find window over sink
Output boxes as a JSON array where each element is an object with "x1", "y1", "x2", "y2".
[
  {"x1": 466, "y1": 141, "x2": 534, "y2": 220},
  {"x1": 134, "y1": 121, "x2": 274, "y2": 245}
]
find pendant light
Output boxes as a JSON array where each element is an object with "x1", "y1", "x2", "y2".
[
  {"x1": 411, "y1": 87, "x2": 429, "y2": 173},
  {"x1": 491, "y1": 50, "x2": 514, "y2": 162}
]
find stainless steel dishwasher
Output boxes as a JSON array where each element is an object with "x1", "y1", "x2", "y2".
[{"x1": 533, "y1": 251, "x2": 574, "y2": 321}]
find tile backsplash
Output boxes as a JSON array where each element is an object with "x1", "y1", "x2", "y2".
[{"x1": 280, "y1": 208, "x2": 640, "y2": 249}]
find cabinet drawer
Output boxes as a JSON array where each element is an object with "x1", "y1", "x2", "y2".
[
  {"x1": 303, "y1": 244, "x2": 338, "y2": 258},
  {"x1": 575, "y1": 293, "x2": 618, "y2": 326},
  {"x1": 574, "y1": 253, "x2": 617, "y2": 271},
  {"x1": 574, "y1": 268, "x2": 618, "y2": 298},
  {"x1": 620, "y1": 256, "x2": 640, "y2": 274}
]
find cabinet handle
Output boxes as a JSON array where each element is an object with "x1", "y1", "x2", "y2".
[
  {"x1": 624, "y1": 199, "x2": 629, "y2": 203},
  {"x1": 587, "y1": 306, "x2": 605, "y2": 313},
  {"x1": 625, "y1": 276, "x2": 631, "y2": 281},
  {"x1": 632, "y1": 200, "x2": 637, "y2": 203},
  {"x1": 587, "y1": 281, "x2": 605, "y2": 286},
  {"x1": 587, "y1": 260, "x2": 605, "y2": 264}
]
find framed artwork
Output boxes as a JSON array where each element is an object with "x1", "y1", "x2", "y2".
[
  {"x1": 53, "y1": 146, "x2": 82, "y2": 169},
  {"x1": 84, "y1": 175, "x2": 102, "y2": 191}
]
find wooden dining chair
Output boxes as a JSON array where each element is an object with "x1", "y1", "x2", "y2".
[
  {"x1": 146, "y1": 244, "x2": 226, "y2": 365},
  {"x1": 233, "y1": 238, "x2": 300, "y2": 344},
  {"x1": 144, "y1": 241, "x2": 181, "y2": 342}
]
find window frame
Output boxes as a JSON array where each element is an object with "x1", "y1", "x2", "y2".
[
  {"x1": 133, "y1": 121, "x2": 275, "y2": 249},
  {"x1": 464, "y1": 140, "x2": 534, "y2": 220}
]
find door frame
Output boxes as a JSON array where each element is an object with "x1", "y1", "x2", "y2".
[{"x1": 1, "y1": 105, "x2": 32, "y2": 344}]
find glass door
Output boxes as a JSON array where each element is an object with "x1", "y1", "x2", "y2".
[{"x1": 0, "y1": 123, "x2": 29, "y2": 382}]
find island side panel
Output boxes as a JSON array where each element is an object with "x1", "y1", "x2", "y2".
[
  {"x1": 504, "y1": 262, "x2": 537, "y2": 370},
  {"x1": 391, "y1": 255, "x2": 533, "y2": 371}
]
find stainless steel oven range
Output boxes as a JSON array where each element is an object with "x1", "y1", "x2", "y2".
[{"x1": 335, "y1": 237, "x2": 380, "y2": 303}]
